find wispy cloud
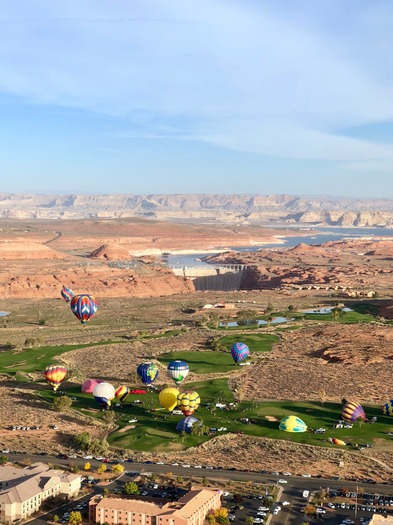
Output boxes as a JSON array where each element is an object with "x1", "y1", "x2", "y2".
[{"x1": 1, "y1": 0, "x2": 393, "y2": 167}]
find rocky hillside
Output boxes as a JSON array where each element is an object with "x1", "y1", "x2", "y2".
[{"x1": 1, "y1": 193, "x2": 393, "y2": 227}]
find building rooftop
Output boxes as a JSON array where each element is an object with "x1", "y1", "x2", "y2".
[{"x1": 96, "y1": 498, "x2": 165, "y2": 515}]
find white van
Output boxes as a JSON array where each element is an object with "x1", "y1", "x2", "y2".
[{"x1": 303, "y1": 490, "x2": 309, "y2": 498}]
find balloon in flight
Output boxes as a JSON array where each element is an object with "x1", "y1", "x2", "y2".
[
  {"x1": 137, "y1": 363, "x2": 159, "y2": 386},
  {"x1": 177, "y1": 390, "x2": 200, "y2": 416},
  {"x1": 93, "y1": 382, "x2": 115, "y2": 409},
  {"x1": 61, "y1": 286, "x2": 74, "y2": 303},
  {"x1": 341, "y1": 400, "x2": 366, "y2": 423},
  {"x1": 70, "y1": 294, "x2": 99, "y2": 325},
  {"x1": 44, "y1": 365, "x2": 68, "y2": 392},
  {"x1": 230, "y1": 342, "x2": 250, "y2": 364},
  {"x1": 279, "y1": 415, "x2": 307, "y2": 433},
  {"x1": 167, "y1": 360, "x2": 189, "y2": 385},
  {"x1": 159, "y1": 387, "x2": 180, "y2": 411},
  {"x1": 115, "y1": 385, "x2": 130, "y2": 403}
]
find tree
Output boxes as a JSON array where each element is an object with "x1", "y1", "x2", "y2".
[
  {"x1": 303, "y1": 504, "x2": 316, "y2": 515},
  {"x1": 176, "y1": 475, "x2": 183, "y2": 484},
  {"x1": 89, "y1": 438, "x2": 109, "y2": 455},
  {"x1": 69, "y1": 465, "x2": 79, "y2": 474},
  {"x1": 73, "y1": 431, "x2": 91, "y2": 452},
  {"x1": 97, "y1": 464, "x2": 107, "y2": 475},
  {"x1": 357, "y1": 416, "x2": 364, "y2": 428},
  {"x1": 287, "y1": 304, "x2": 295, "y2": 312},
  {"x1": 102, "y1": 410, "x2": 116, "y2": 425},
  {"x1": 319, "y1": 388, "x2": 327, "y2": 407},
  {"x1": 0, "y1": 455, "x2": 8, "y2": 465},
  {"x1": 124, "y1": 481, "x2": 140, "y2": 495},
  {"x1": 112, "y1": 463, "x2": 124, "y2": 475},
  {"x1": 68, "y1": 511, "x2": 82, "y2": 525},
  {"x1": 53, "y1": 396, "x2": 72, "y2": 413},
  {"x1": 331, "y1": 307, "x2": 346, "y2": 321},
  {"x1": 83, "y1": 462, "x2": 91, "y2": 471},
  {"x1": 53, "y1": 515, "x2": 60, "y2": 523}
]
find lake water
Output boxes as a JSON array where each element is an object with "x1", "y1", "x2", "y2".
[
  {"x1": 0, "y1": 312, "x2": 9, "y2": 317},
  {"x1": 167, "y1": 226, "x2": 393, "y2": 268},
  {"x1": 301, "y1": 307, "x2": 353, "y2": 314}
]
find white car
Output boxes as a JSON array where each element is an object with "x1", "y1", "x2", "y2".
[
  {"x1": 302, "y1": 473, "x2": 311, "y2": 477},
  {"x1": 278, "y1": 479, "x2": 287, "y2": 484},
  {"x1": 83, "y1": 455, "x2": 93, "y2": 460},
  {"x1": 182, "y1": 464, "x2": 190, "y2": 468},
  {"x1": 282, "y1": 472, "x2": 291, "y2": 476},
  {"x1": 273, "y1": 508, "x2": 280, "y2": 515},
  {"x1": 316, "y1": 508, "x2": 326, "y2": 514},
  {"x1": 223, "y1": 492, "x2": 230, "y2": 497},
  {"x1": 258, "y1": 507, "x2": 268, "y2": 511},
  {"x1": 128, "y1": 419, "x2": 137, "y2": 423},
  {"x1": 193, "y1": 465, "x2": 202, "y2": 468},
  {"x1": 253, "y1": 519, "x2": 262, "y2": 524},
  {"x1": 327, "y1": 502, "x2": 336, "y2": 508},
  {"x1": 282, "y1": 501, "x2": 290, "y2": 506}
]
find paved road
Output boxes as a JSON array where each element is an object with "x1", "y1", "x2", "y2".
[{"x1": 8, "y1": 454, "x2": 393, "y2": 525}]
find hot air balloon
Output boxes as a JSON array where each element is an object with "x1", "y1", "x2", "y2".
[
  {"x1": 61, "y1": 286, "x2": 74, "y2": 303},
  {"x1": 115, "y1": 385, "x2": 130, "y2": 403},
  {"x1": 341, "y1": 401, "x2": 367, "y2": 423},
  {"x1": 93, "y1": 382, "x2": 115, "y2": 409},
  {"x1": 81, "y1": 379, "x2": 103, "y2": 394},
  {"x1": 159, "y1": 387, "x2": 180, "y2": 412},
  {"x1": 177, "y1": 391, "x2": 200, "y2": 416},
  {"x1": 70, "y1": 294, "x2": 99, "y2": 325},
  {"x1": 279, "y1": 415, "x2": 307, "y2": 433},
  {"x1": 44, "y1": 365, "x2": 68, "y2": 392},
  {"x1": 381, "y1": 400, "x2": 393, "y2": 416},
  {"x1": 167, "y1": 360, "x2": 189, "y2": 385},
  {"x1": 137, "y1": 363, "x2": 159, "y2": 386},
  {"x1": 230, "y1": 342, "x2": 250, "y2": 364},
  {"x1": 176, "y1": 416, "x2": 199, "y2": 434}
]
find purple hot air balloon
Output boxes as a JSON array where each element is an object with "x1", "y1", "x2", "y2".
[{"x1": 230, "y1": 342, "x2": 250, "y2": 364}]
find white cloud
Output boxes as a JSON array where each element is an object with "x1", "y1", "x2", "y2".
[{"x1": 1, "y1": 0, "x2": 393, "y2": 164}]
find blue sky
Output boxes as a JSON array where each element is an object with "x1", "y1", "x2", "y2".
[{"x1": 1, "y1": 0, "x2": 393, "y2": 197}]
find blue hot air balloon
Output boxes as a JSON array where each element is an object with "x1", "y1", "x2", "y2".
[
  {"x1": 61, "y1": 286, "x2": 74, "y2": 303},
  {"x1": 381, "y1": 400, "x2": 393, "y2": 416},
  {"x1": 167, "y1": 360, "x2": 189, "y2": 385},
  {"x1": 176, "y1": 416, "x2": 199, "y2": 434},
  {"x1": 137, "y1": 362, "x2": 159, "y2": 386},
  {"x1": 230, "y1": 342, "x2": 250, "y2": 364}
]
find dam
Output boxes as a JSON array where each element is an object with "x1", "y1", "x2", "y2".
[{"x1": 171, "y1": 264, "x2": 254, "y2": 291}]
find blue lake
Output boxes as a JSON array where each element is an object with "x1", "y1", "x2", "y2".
[
  {"x1": 219, "y1": 316, "x2": 294, "y2": 327},
  {"x1": 0, "y1": 312, "x2": 10, "y2": 317},
  {"x1": 167, "y1": 227, "x2": 393, "y2": 268},
  {"x1": 301, "y1": 307, "x2": 353, "y2": 314}
]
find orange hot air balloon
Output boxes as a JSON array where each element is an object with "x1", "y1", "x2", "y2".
[{"x1": 44, "y1": 365, "x2": 68, "y2": 391}]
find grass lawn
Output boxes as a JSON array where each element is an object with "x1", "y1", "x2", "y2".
[
  {"x1": 40, "y1": 377, "x2": 393, "y2": 453},
  {"x1": 0, "y1": 340, "x2": 123, "y2": 374}
]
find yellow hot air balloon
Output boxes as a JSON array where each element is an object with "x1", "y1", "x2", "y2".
[
  {"x1": 159, "y1": 387, "x2": 180, "y2": 411},
  {"x1": 177, "y1": 390, "x2": 200, "y2": 416}
]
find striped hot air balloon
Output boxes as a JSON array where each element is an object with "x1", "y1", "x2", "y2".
[
  {"x1": 44, "y1": 365, "x2": 68, "y2": 392},
  {"x1": 61, "y1": 286, "x2": 74, "y2": 303},
  {"x1": 230, "y1": 342, "x2": 250, "y2": 364},
  {"x1": 381, "y1": 400, "x2": 393, "y2": 416},
  {"x1": 70, "y1": 294, "x2": 99, "y2": 325},
  {"x1": 177, "y1": 391, "x2": 200, "y2": 416},
  {"x1": 115, "y1": 385, "x2": 130, "y2": 403},
  {"x1": 341, "y1": 400, "x2": 367, "y2": 423},
  {"x1": 279, "y1": 415, "x2": 308, "y2": 433}
]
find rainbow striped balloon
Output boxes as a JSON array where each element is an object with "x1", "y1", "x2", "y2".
[{"x1": 70, "y1": 294, "x2": 99, "y2": 324}]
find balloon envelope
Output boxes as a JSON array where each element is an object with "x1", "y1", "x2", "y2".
[
  {"x1": 279, "y1": 415, "x2": 307, "y2": 433},
  {"x1": 177, "y1": 391, "x2": 200, "y2": 416},
  {"x1": 159, "y1": 387, "x2": 180, "y2": 411},
  {"x1": 81, "y1": 379, "x2": 102, "y2": 394},
  {"x1": 93, "y1": 382, "x2": 115, "y2": 408},
  {"x1": 61, "y1": 286, "x2": 74, "y2": 303},
  {"x1": 115, "y1": 385, "x2": 130, "y2": 403},
  {"x1": 381, "y1": 400, "x2": 393, "y2": 416},
  {"x1": 44, "y1": 365, "x2": 68, "y2": 391},
  {"x1": 230, "y1": 342, "x2": 250, "y2": 364},
  {"x1": 70, "y1": 294, "x2": 99, "y2": 324},
  {"x1": 333, "y1": 438, "x2": 346, "y2": 446},
  {"x1": 167, "y1": 360, "x2": 189, "y2": 385},
  {"x1": 341, "y1": 401, "x2": 366, "y2": 423},
  {"x1": 176, "y1": 416, "x2": 199, "y2": 434},
  {"x1": 137, "y1": 363, "x2": 159, "y2": 386}
]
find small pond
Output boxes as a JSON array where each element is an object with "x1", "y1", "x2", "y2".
[
  {"x1": 0, "y1": 312, "x2": 10, "y2": 317},
  {"x1": 301, "y1": 307, "x2": 353, "y2": 314},
  {"x1": 219, "y1": 316, "x2": 294, "y2": 328}
]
